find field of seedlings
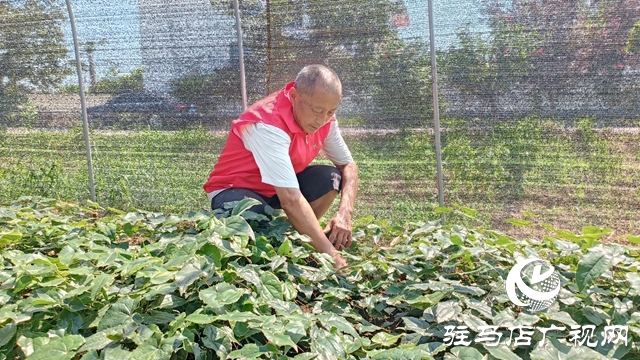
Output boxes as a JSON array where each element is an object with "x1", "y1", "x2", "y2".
[{"x1": 0, "y1": 197, "x2": 638, "y2": 359}]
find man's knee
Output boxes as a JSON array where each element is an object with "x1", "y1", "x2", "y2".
[
  {"x1": 297, "y1": 165, "x2": 342, "y2": 203},
  {"x1": 211, "y1": 188, "x2": 269, "y2": 214}
]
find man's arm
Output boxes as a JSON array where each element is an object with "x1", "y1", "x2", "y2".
[
  {"x1": 274, "y1": 186, "x2": 347, "y2": 269},
  {"x1": 325, "y1": 162, "x2": 358, "y2": 250},
  {"x1": 241, "y1": 123, "x2": 346, "y2": 269}
]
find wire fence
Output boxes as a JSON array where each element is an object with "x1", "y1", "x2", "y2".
[{"x1": 1, "y1": 0, "x2": 639, "y2": 240}]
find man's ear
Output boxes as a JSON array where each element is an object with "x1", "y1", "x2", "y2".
[{"x1": 289, "y1": 86, "x2": 298, "y2": 102}]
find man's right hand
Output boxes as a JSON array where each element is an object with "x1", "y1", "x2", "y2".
[
  {"x1": 330, "y1": 251, "x2": 347, "y2": 270},
  {"x1": 276, "y1": 186, "x2": 349, "y2": 271}
]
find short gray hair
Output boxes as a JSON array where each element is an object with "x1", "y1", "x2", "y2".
[{"x1": 294, "y1": 64, "x2": 342, "y2": 97}]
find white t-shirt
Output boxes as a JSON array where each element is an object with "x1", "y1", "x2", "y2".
[{"x1": 207, "y1": 121, "x2": 353, "y2": 201}]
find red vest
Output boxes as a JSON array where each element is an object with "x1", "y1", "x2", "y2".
[{"x1": 203, "y1": 82, "x2": 334, "y2": 198}]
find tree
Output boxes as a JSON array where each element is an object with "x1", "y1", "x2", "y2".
[
  {"x1": 627, "y1": 19, "x2": 640, "y2": 53},
  {"x1": 372, "y1": 39, "x2": 434, "y2": 127},
  {"x1": 572, "y1": 0, "x2": 640, "y2": 110},
  {"x1": 0, "y1": 0, "x2": 71, "y2": 95},
  {"x1": 91, "y1": 68, "x2": 144, "y2": 95},
  {"x1": 483, "y1": 0, "x2": 640, "y2": 116},
  {"x1": 483, "y1": 0, "x2": 584, "y2": 114},
  {"x1": 440, "y1": 20, "x2": 539, "y2": 119},
  {"x1": 203, "y1": 0, "x2": 432, "y2": 126},
  {"x1": 82, "y1": 40, "x2": 106, "y2": 90}
]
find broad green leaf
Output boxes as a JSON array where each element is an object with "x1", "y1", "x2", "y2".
[
  {"x1": 455, "y1": 206, "x2": 477, "y2": 218},
  {"x1": 309, "y1": 326, "x2": 346, "y2": 359},
  {"x1": 461, "y1": 313, "x2": 489, "y2": 332},
  {"x1": 129, "y1": 336, "x2": 174, "y2": 360},
  {"x1": 405, "y1": 291, "x2": 447, "y2": 310},
  {"x1": 141, "y1": 310, "x2": 177, "y2": 325},
  {"x1": 277, "y1": 239, "x2": 292, "y2": 256},
  {"x1": 264, "y1": 331, "x2": 297, "y2": 348},
  {"x1": 370, "y1": 346, "x2": 436, "y2": 360},
  {"x1": 164, "y1": 241, "x2": 199, "y2": 269},
  {"x1": 119, "y1": 257, "x2": 162, "y2": 278},
  {"x1": 484, "y1": 345, "x2": 522, "y2": 360},
  {"x1": 593, "y1": 339, "x2": 632, "y2": 360},
  {"x1": 80, "y1": 350, "x2": 100, "y2": 360},
  {"x1": 283, "y1": 280, "x2": 297, "y2": 301},
  {"x1": 292, "y1": 354, "x2": 318, "y2": 360},
  {"x1": 200, "y1": 284, "x2": 244, "y2": 309},
  {"x1": 202, "y1": 325, "x2": 234, "y2": 357},
  {"x1": 235, "y1": 266, "x2": 261, "y2": 287},
  {"x1": 214, "y1": 311, "x2": 260, "y2": 323},
  {"x1": 28, "y1": 335, "x2": 85, "y2": 360},
  {"x1": 424, "y1": 301, "x2": 462, "y2": 324},
  {"x1": 627, "y1": 234, "x2": 640, "y2": 244},
  {"x1": 514, "y1": 313, "x2": 540, "y2": 326},
  {"x1": 227, "y1": 343, "x2": 266, "y2": 359},
  {"x1": 78, "y1": 332, "x2": 114, "y2": 353},
  {"x1": 317, "y1": 314, "x2": 359, "y2": 338},
  {"x1": 98, "y1": 297, "x2": 141, "y2": 331},
  {"x1": 581, "y1": 306, "x2": 610, "y2": 326},
  {"x1": 175, "y1": 260, "x2": 203, "y2": 295},
  {"x1": 464, "y1": 299, "x2": 492, "y2": 319},
  {"x1": 0, "y1": 229, "x2": 22, "y2": 246},
  {"x1": 90, "y1": 274, "x2": 114, "y2": 301},
  {"x1": 0, "y1": 209, "x2": 17, "y2": 219},
  {"x1": 576, "y1": 245, "x2": 622, "y2": 292},
  {"x1": 100, "y1": 344, "x2": 132, "y2": 360},
  {"x1": 451, "y1": 284, "x2": 486, "y2": 296},
  {"x1": 185, "y1": 313, "x2": 216, "y2": 324},
  {"x1": 444, "y1": 346, "x2": 484, "y2": 360},
  {"x1": 260, "y1": 271, "x2": 283, "y2": 300},
  {"x1": 123, "y1": 212, "x2": 145, "y2": 224},
  {"x1": 371, "y1": 332, "x2": 402, "y2": 346},
  {"x1": 401, "y1": 317, "x2": 429, "y2": 336},
  {"x1": 545, "y1": 311, "x2": 577, "y2": 326},
  {"x1": 284, "y1": 318, "x2": 308, "y2": 344},
  {"x1": 368, "y1": 343, "x2": 446, "y2": 360},
  {"x1": 231, "y1": 198, "x2": 262, "y2": 216},
  {"x1": 553, "y1": 239, "x2": 580, "y2": 252},
  {"x1": 530, "y1": 338, "x2": 601, "y2": 360},
  {"x1": 627, "y1": 272, "x2": 640, "y2": 296},
  {"x1": 58, "y1": 245, "x2": 75, "y2": 266},
  {"x1": 582, "y1": 226, "x2": 612, "y2": 240},
  {"x1": 0, "y1": 321, "x2": 16, "y2": 348},
  {"x1": 216, "y1": 215, "x2": 255, "y2": 240}
]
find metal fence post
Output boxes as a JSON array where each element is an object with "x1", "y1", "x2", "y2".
[
  {"x1": 233, "y1": 0, "x2": 248, "y2": 111},
  {"x1": 65, "y1": 0, "x2": 96, "y2": 202},
  {"x1": 427, "y1": 0, "x2": 445, "y2": 224}
]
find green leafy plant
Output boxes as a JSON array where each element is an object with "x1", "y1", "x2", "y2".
[{"x1": 0, "y1": 197, "x2": 638, "y2": 359}]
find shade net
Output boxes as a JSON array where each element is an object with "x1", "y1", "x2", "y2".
[{"x1": 1, "y1": 0, "x2": 639, "y2": 240}]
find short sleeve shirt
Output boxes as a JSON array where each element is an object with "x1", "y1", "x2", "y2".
[{"x1": 241, "y1": 121, "x2": 354, "y2": 189}]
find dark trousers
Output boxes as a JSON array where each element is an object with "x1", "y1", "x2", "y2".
[{"x1": 211, "y1": 165, "x2": 342, "y2": 215}]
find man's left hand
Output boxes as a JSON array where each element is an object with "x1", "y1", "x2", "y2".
[{"x1": 324, "y1": 211, "x2": 352, "y2": 250}]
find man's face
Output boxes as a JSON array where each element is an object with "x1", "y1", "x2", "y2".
[{"x1": 290, "y1": 85, "x2": 341, "y2": 134}]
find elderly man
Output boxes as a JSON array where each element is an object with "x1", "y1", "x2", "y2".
[{"x1": 203, "y1": 64, "x2": 358, "y2": 269}]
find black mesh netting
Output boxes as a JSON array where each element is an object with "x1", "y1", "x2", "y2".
[{"x1": 1, "y1": 0, "x2": 639, "y2": 239}]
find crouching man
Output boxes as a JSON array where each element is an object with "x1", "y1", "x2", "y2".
[{"x1": 203, "y1": 64, "x2": 358, "y2": 270}]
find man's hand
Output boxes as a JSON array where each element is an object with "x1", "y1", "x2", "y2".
[
  {"x1": 330, "y1": 251, "x2": 347, "y2": 270},
  {"x1": 324, "y1": 211, "x2": 352, "y2": 250},
  {"x1": 275, "y1": 186, "x2": 348, "y2": 271}
]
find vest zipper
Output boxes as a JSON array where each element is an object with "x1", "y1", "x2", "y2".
[{"x1": 305, "y1": 134, "x2": 308, "y2": 144}]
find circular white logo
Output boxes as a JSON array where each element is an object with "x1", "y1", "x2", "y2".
[{"x1": 506, "y1": 258, "x2": 561, "y2": 312}]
